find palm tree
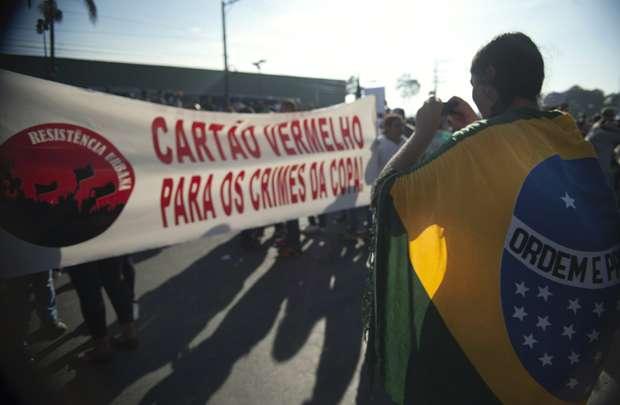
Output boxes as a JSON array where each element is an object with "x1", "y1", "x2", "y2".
[{"x1": 29, "y1": 0, "x2": 97, "y2": 76}]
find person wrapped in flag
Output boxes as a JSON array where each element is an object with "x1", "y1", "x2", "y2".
[{"x1": 366, "y1": 32, "x2": 620, "y2": 404}]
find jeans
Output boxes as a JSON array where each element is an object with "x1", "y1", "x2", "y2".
[
  {"x1": 31, "y1": 270, "x2": 58, "y2": 324},
  {"x1": 67, "y1": 257, "x2": 133, "y2": 339},
  {"x1": 122, "y1": 255, "x2": 136, "y2": 301}
]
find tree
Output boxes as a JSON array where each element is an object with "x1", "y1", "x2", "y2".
[
  {"x1": 542, "y1": 85, "x2": 616, "y2": 117},
  {"x1": 30, "y1": 1, "x2": 97, "y2": 76},
  {"x1": 396, "y1": 73, "x2": 421, "y2": 99}
]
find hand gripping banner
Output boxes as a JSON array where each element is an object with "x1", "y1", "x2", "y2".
[{"x1": 0, "y1": 70, "x2": 377, "y2": 277}]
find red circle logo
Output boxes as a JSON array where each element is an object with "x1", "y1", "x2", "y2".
[{"x1": 0, "y1": 123, "x2": 135, "y2": 247}]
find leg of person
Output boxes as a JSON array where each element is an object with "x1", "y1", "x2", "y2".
[
  {"x1": 318, "y1": 214, "x2": 328, "y2": 230},
  {"x1": 280, "y1": 219, "x2": 302, "y2": 256},
  {"x1": 274, "y1": 222, "x2": 286, "y2": 239},
  {"x1": 31, "y1": 270, "x2": 67, "y2": 337},
  {"x1": 345, "y1": 208, "x2": 359, "y2": 239},
  {"x1": 121, "y1": 256, "x2": 136, "y2": 302},
  {"x1": 67, "y1": 262, "x2": 112, "y2": 362},
  {"x1": 0, "y1": 276, "x2": 32, "y2": 363},
  {"x1": 99, "y1": 257, "x2": 138, "y2": 350},
  {"x1": 121, "y1": 255, "x2": 139, "y2": 320},
  {"x1": 0, "y1": 277, "x2": 52, "y2": 404}
]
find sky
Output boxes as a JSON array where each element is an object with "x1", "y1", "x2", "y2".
[{"x1": 2, "y1": 0, "x2": 619, "y2": 113}]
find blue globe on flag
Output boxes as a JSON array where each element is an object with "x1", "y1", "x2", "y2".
[{"x1": 500, "y1": 155, "x2": 620, "y2": 401}]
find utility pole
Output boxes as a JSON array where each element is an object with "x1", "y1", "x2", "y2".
[
  {"x1": 432, "y1": 63, "x2": 438, "y2": 96},
  {"x1": 221, "y1": 0, "x2": 240, "y2": 109},
  {"x1": 430, "y1": 60, "x2": 447, "y2": 98},
  {"x1": 221, "y1": 0, "x2": 229, "y2": 108},
  {"x1": 43, "y1": 30, "x2": 47, "y2": 57}
]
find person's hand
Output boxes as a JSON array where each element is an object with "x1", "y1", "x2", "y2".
[
  {"x1": 415, "y1": 97, "x2": 443, "y2": 136},
  {"x1": 446, "y1": 96, "x2": 478, "y2": 131}
]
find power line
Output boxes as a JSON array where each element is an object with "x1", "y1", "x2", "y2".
[
  {"x1": 1, "y1": 44, "x2": 223, "y2": 61},
  {"x1": 9, "y1": 25, "x2": 220, "y2": 41},
  {"x1": 61, "y1": 9, "x2": 198, "y2": 32}
]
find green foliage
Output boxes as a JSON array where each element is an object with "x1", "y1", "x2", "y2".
[
  {"x1": 396, "y1": 73, "x2": 420, "y2": 99},
  {"x1": 544, "y1": 85, "x2": 619, "y2": 117}
]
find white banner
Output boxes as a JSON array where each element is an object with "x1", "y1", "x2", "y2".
[{"x1": 0, "y1": 70, "x2": 378, "y2": 277}]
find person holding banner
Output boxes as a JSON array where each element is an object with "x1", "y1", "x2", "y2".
[
  {"x1": 276, "y1": 100, "x2": 303, "y2": 257},
  {"x1": 367, "y1": 32, "x2": 620, "y2": 404},
  {"x1": 66, "y1": 257, "x2": 138, "y2": 363}
]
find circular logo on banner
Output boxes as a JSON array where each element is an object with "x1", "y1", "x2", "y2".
[
  {"x1": 500, "y1": 155, "x2": 620, "y2": 401},
  {"x1": 0, "y1": 123, "x2": 135, "y2": 247}
]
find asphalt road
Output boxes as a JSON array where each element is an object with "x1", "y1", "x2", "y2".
[
  {"x1": 2, "y1": 217, "x2": 618, "y2": 405},
  {"x1": 5, "y1": 219, "x2": 392, "y2": 405}
]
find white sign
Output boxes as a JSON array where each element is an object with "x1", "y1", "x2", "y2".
[{"x1": 0, "y1": 70, "x2": 377, "y2": 277}]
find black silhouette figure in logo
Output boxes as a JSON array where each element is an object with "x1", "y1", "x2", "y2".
[
  {"x1": 34, "y1": 181, "x2": 58, "y2": 197},
  {"x1": 0, "y1": 161, "x2": 126, "y2": 247},
  {"x1": 74, "y1": 164, "x2": 94, "y2": 192}
]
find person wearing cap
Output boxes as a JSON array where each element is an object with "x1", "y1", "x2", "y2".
[{"x1": 586, "y1": 107, "x2": 620, "y2": 191}]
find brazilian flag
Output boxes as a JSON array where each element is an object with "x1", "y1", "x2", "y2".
[{"x1": 367, "y1": 109, "x2": 620, "y2": 404}]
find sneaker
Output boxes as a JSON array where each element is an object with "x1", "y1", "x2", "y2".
[
  {"x1": 41, "y1": 320, "x2": 68, "y2": 339},
  {"x1": 278, "y1": 246, "x2": 302, "y2": 257},
  {"x1": 275, "y1": 238, "x2": 289, "y2": 247}
]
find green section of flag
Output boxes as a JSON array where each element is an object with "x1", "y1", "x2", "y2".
[{"x1": 369, "y1": 183, "x2": 500, "y2": 405}]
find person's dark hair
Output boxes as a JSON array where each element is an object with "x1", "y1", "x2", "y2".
[
  {"x1": 383, "y1": 113, "x2": 404, "y2": 132},
  {"x1": 471, "y1": 32, "x2": 544, "y2": 109},
  {"x1": 392, "y1": 107, "x2": 406, "y2": 118}
]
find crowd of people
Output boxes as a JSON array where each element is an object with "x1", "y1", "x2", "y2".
[{"x1": 98, "y1": 87, "x2": 307, "y2": 114}]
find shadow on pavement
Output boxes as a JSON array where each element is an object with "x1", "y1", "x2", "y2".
[
  {"x1": 138, "y1": 230, "x2": 371, "y2": 405},
  {"x1": 51, "y1": 233, "x2": 271, "y2": 405}
]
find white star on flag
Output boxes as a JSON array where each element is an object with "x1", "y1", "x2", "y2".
[
  {"x1": 568, "y1": 352, "x2": 580, "y2": 364},
  {"x1": 562, "y1": 324, "x2": 576, "y2": 340},
  {"x1": 561, "y1": 192, "x2": 576, "y2": 209},
  {"x1": 536, "y1": 316, "x2": 551, "y2": 331},
  {"x1": 593, "y1": 302, "x2": 605, "y2": 317},
  {"x1": 537, "y1": 285, "x2": 553, "y2": 302},
  {"x1": 587, "y1": 329, "x2": 600, "y2": 343},
  {"x1": 515, "y1": 281, "x2": 529, "y2": 297},
  {"x1": 566, "y1": 378, "x2": 579, "y2": 389},
  {"x1": 513, "y1": 306, "x2": 528, "y2": 321},
  {"x1": 539, "y1": 353, "x2": 553, "y2": 366},
  {"x1": 567, "y1": 298, "x2": 581, "y2": 315},
  {"x1": 522, "y1": 334, "x2": 537, "y2": 349}
]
